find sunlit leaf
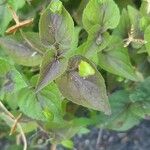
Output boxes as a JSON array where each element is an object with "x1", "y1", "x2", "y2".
[
  {"x1": 82, "y1": 0, "x2": 120, "y2": 33},
  {"x1": 61, "y1": 139, "x2": 74, "y2": 149},
  {"x1": 144, "y1": 25, "x2": 150, "y2": 56},
  {"x1": 78, "y1": 60, "x2": 95, "y2": 77}
]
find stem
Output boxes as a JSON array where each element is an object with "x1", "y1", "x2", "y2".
[
  {"x1": 0, "y1": 102, "x2": 27, "y2": 150},
  {"x1": 50, "y1": 144, "x2": 57, "y2": 150}
]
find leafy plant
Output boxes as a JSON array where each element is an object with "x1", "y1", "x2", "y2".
[{"x1": 0, "y1": 0, "x2": 150, "y2": 149}]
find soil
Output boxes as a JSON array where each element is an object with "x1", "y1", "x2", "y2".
[
  {"x1": 74, "y1": 120, "x2": 150, "y2": 150},
  {"x1": 58, "y1": 120, "x2": 150, "y2": 150}
]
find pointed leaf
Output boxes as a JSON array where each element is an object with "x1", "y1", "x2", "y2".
[
  {"x1": 98, "y1": 90, "x2": 140, "y2": 131},
  {"x1": 18, "y1": 82, "x2": 63, "y2": 122},
  {"x1": 97, "y1": 35, "x2": 137, "y2": 81},
  {"x1": 113, "y1": 9, "x2": 130, "y2": 38},
  {"x1": 3, "y1": 69, "x2": 27, "y2": 94},
  {"x1": 0, "y1": 35, "x2": 42, "y2": 66},
  {"x1": 0, "y1": 58, "x2": 27, "y2": 95},
  {"x1": 82, "y1": 0, "x2": 120, "y2": 33},
  {"x1": 22, "y1": 32, "x2": 47, "y2": 54},
  {"x1": 39, "y1": 0, "x2": 74, "y2": 52},
  {"x1": 56, "y1": 56, "x2": 111, "y2": 115},
  {"x1": 36, "y1": 50, "x2": 68, "y2": 92},
  {"x1": 127, "y1": 6, "x2": 142, "y2": 37}
]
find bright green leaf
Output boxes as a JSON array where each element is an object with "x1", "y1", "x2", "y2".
[
  {"x1": 49, "y1": 0, "x2": 63, "y2": 14},
  {"x1": 78, "y1": 60, "x2": 95, "y2": 77},
  {"x1": 113, "y1": 9, "x2": 130, "y2": 38},
  {"x1": 0, "y1": 58, "x2": 11, "y2": 75},
  {"x1": 61, "y1": 139, "x2": 74, "y2": 149},
  {"x1": 127, "y1": 5, "x2": 142, "y2": 37},
  {"x1": 96, "y1": 35, "x2": 138, "y2": 81},
  {"x1": 144, "y1": 25, "x2": 150, "y2": 56},
  {"x1": 18, "y1": 82, "x2": 63, "y2": 122},
  {"x1": 82, "y1": 0, "x2": 120, "y2": 33}
]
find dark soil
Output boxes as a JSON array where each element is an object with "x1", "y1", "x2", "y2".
[{"x1": 71, "y1": 120, "x2": 150, "y2": 150}]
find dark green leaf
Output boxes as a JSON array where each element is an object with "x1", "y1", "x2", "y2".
[
  {"x1": 21, "y1": 32, "x2": 47, "y2": 54},
  {"x1": 3, "y1": 69, "x2": 27, "y2": 94},
  {"x1": 0, "y1": 113, "x2": 38, "y2": 133},
  {"x1": 49, "y1": 117, "x2": 93, "y2": 143},
  {"x1": 0, "y1": 35, "x2": 42, "y2": 66},
  {"x1": 56, "y1": 55, "x2": 111, "y2": 115},
  {"x1": 107, "y1": 110, "x2": 140, "y2": 131},
  {"x1": 130, "y1": 101, "x2": 150, "y2": 119},
  {"x1": 98, "y1": 90, "x2": 140, "y2": 131},
  {"x1": 0, "y1": 58, "x2": 27, "y2": 96},
  {"x1": 39, "y1": 0, "x2": 74, "y2": 52},
  {"x1": 129, "y1": 76, "x2": 150, "y2": 102},
  {"x1": 36, "y1": 50, "x2": 68, "y2": 92}
]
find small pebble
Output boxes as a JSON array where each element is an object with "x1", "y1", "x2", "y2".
[{"x1": 108, "y1": 136, "x2": 114, "y2": 143}]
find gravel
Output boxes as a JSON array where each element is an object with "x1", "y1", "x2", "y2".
[{"x1": 70, "y1": 120, "x2": 150, "y2": 150}]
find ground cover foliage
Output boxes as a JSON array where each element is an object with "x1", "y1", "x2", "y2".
[{"x1": 0, "y1": 0, "x2": 150, "y2": 149}]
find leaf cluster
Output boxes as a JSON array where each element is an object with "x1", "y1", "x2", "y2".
[{"x1": 0, "y1": 0, "x2": 150, "y2": 149}]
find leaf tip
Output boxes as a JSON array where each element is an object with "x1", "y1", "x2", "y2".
[{"x1": 49, "y1": 0, "x2": 63, "y2": 14}]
